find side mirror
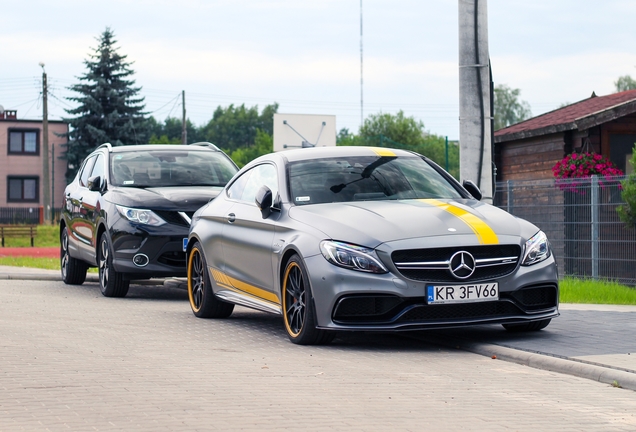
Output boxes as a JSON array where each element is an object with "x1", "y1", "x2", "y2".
[
  {"x1": 87, "y1": 175, "x2": 102, "y2": 192},
  {"x1": 255, "y1": 185, "x2": 273, "y2": 219},
  {"x1": 462, "y1": 180, "x2": 482, "y2": 200}
]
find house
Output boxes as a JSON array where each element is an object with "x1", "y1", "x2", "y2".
[
  {"x1": 0, "y1": 108, "x2": 68, "y2": 221},
  {"x1": 494, "y1": 89, "x2": 636, "y2": 181}
]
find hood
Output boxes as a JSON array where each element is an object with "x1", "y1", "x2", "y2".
[
  {"x1": 288, "y1": 199, "x2": 539, "y2": 248},
  {"x1": 107, "y1": 186, "x2": 223, "y2": 211}
]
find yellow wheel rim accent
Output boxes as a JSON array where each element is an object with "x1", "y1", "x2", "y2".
[
  {"x1": 282, "y1": 261, "x2": 302, "y2": 337},
  {"x1": 187, "y1": 247, "x2": 202, "y2": 313}
]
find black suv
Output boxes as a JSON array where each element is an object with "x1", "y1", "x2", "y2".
[{"x1": 60, "y1": 142, "x2": 239, "y2": 297}]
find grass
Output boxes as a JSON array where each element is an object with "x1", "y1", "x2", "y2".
[
  {"x1": 1, "y1": 224, "x2": 59, "y2": 247},
  {"x1": 559, "y1": 277, "x2": 636, "y2": 305},
  {"x1": 0, "y1": 256, "x2": 98, "y2": 273}
]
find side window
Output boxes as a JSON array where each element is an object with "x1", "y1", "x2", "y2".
[
  {"x1": 226, "y1": 170, "x2": 253, "y2": 200},
  {"x1": 79, "y1": 156, "x2": 97, "y2": 187},
  {"x1": 90, "y1": 153, "x2": 106, "y2": 182},
  {"x1": 240, "y1": 164, "x2": 278, "y2": 204}
]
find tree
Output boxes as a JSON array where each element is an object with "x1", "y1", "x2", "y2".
[
  {"x1": 359, "y1": 110, "x2": 425, "y2": 147},
  {"x1": 229, "y1": 129, "x2": 273, "y2": 168},
  {"x1": 340, "y1": 111, "x2": 459, "y2": 178},
  {"x1": 618, "y1": 149, "x2": 636, "y2": 227},
  {"x1": 493, "y1": 84, "x2": 532, "y2": 131},
  {"x1": 147, "y1": 116, "x2": 201, "y2": 144},
  {"x1": 200, "y1": 103, "x2": 278, "y2": 152},
  {"x1": 63, "y1": 28, "x2": 148, "y2": 182},
  {"x1": 615, "y1": 75, "x2": 636, "y2": 92}
]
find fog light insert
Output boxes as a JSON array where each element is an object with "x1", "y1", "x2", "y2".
[{"x1": 132, "y1": 253, "x2": 149, "y2": 267}]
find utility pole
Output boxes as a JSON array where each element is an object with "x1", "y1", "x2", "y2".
[
  {"x1": 181, "y1": 90, "x2": 187, "y2": 145},
  {"x1": 360, "y1": 0, "x2": 363, "y2": 128},
  {"x1": 458, "y1": 0, "x2": 493, "y2": 203},
  {"x1": 40, "y1": 62, "x2": 51, "y2": 222}
]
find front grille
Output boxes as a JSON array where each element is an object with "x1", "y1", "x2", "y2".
[
  {"x1": 158, "y1": 251, "x2": 186, "y2": 267},
  {"x1": 392, "y1": 245, "x2": 521, "y2": 282},
  {"x1": 397, "y1": 301, "x2": 522, "y2": 323},
  {"x1": 153, "y1": 210, "x2": 189, "y2": 227}
]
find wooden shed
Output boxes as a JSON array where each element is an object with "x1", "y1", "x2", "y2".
[{"x1": 494, "y1": 89, "x2": 636, "y2": 181}]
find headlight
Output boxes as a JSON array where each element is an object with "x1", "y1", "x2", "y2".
[
  {"x1": 320, "y1": 240, "x2": 388, "y2": 274},
  {"x1": 521, "y1": 231, "x2": 550, "y2": 266},
  {"x1": 116, "y1": 205, "x2": 166, "y2": 226}
]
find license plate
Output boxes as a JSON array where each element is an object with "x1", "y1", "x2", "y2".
[
  {"x1": 183, "y1": 238, "x2": 188, "y2": 252},
  {"x1": 427, "y1": 283, "x2": 498, "y2": 304}
]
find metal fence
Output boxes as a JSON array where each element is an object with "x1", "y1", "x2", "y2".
[
  {"x1": 0, "y1": 207, "x2": 42, "y2": 224},
  {"x1": 494, "y1": 176, "x2": 636, "y2": 285}
]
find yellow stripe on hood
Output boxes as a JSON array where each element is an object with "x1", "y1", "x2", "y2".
[{"x1": 419, "y1": 199, "x2": 499, "y2": 245}]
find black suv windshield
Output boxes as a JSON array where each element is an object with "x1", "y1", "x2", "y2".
[
  {"x1": 110, "y1": 149, "x2": 237, "y2": 187},
  {"x1": 289, "y1": 155, "x2": 463, "y2": 205}
]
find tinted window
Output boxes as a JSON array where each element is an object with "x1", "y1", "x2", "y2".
[
  {"x1": 90, "y1": 153, "x2": 106, "y2": 182},
  {"x1": 289, "y1": 155, "x2": 462, "y2": 205},
  {"x1": 110, "y1": 149, "x2": 238, "y2": 187},
  {"x1": 240, "y1": 164, "x2": 278, "y2": 204},
  {"x1": 79, "y1": 156, "x2": 97, "y2": 187}
]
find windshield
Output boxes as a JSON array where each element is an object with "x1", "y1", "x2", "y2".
[
  {"x1": 110, "y1": 149, "x2": 238, "y2": 187},
  {"x1": 289, "y1": 155, "x2": 463, "y2": 205}
]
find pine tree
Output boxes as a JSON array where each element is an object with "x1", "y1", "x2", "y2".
[{"x1": 63, "y1": 27, "x2": 148, "y2": 182}]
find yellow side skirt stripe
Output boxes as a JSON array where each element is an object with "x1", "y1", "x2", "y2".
[{"x1": 210, "y1": 268, "x2": 280, "y2": 305}]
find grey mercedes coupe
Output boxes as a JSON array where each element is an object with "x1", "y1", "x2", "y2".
[{"x1": 185, "y1": 146, "x2": 559, "y2": 345}]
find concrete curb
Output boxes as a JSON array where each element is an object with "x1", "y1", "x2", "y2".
[{"x1": 417, "y1": 334, "x2": 636, "y2": 392}]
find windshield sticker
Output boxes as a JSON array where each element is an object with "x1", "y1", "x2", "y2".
[
  {"x1": 123, "y1": 180, "x2": 135, "y2": 185},
  {"x1": 296, "y1": 196, "x2": 310, "y2": 202}
]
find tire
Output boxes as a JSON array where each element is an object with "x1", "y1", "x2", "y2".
[
  {"x1": 503, "y1": 318, "x2": 551, "y2": 332},
  {"x1": 282, "y1": 254, "x2": 335, "y2": 345},
  {"x1": 187, "y1": 242, "x2": 234, "y2": 318},
  {"x1": 60, "y1": 227, "x2": 88, "y2": 285},
  {"x1": 98, "y1": 232, "x2": 129, "y2": 298}
]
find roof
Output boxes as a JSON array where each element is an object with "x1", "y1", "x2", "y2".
[
  {"x1": 275, "y1": 146, "x2": 416, "y2": 163},
  {"x1": 494, "y1": 89, "x2": 636, "y2": 143}
]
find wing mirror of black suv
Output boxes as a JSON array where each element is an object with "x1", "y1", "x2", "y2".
[
  {"x1": 462, "y1": 180, "x2": 482, "y2": 200},
  {"x1": 88, "y1": 175, "x2": 105, "y2": 193},
  {"x1": 255, "y1": 185, "x2": 273, "y2": 219}
]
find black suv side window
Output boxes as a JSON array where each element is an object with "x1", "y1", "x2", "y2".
[
  {"x1": 79, "y1": 156, "x2": 97, "y2": 187},
  {"x1": 90, "y1": 153, "x2": 106, "y2": 182}
]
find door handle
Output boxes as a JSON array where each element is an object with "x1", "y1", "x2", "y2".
[{"x1": 227, "y1": 213, "x2": 235, "y2": 223}]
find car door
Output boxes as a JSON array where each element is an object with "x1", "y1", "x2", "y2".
[
  {"x1": 77, "y1": 152, "x2": 106, "y2": 263},
  {"x1": 222, "y1": 163, "x2": 280, "y2": 304},
  {"x1": 68, "y1": 155, "x2": 96, "y2": 260}
]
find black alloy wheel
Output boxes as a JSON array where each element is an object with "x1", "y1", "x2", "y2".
[
  {"x1": 187, "y1": 242, "x2": 234, "y2": 318},
  {"x1": 282, "y1": 254, "x2": 334, "y2": 345},
  {"x1": 98, "y1": 233, "x2": 129, "y2": 298},
  {"x1": 60, "y1": 227, "x2": 88, "y2": 285}
]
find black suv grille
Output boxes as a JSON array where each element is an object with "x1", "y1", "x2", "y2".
[{"x1": 392, "y1": 245, "x2": 521, "y2": 283}]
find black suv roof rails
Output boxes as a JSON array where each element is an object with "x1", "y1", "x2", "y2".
[{"x1": 189, "y1": 142, "x2": 221, "y2": 151}]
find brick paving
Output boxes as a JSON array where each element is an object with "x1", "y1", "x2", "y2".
[{"x1": 1, "y1": 279, "x2": 636, "y2": 431}]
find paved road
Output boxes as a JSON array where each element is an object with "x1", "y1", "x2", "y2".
[{"x1": 1, "y1": 279, "x2": 636, "y2": 431}]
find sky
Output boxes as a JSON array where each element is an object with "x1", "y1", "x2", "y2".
[{"x1": 1, "y1": 0, "x2": 636, "y2": 141}]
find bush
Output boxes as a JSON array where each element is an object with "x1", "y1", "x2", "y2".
[{"x1": 618, "y1": 149, "x2": 636, "y2": 227}]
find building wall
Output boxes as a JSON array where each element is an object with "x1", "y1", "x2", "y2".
[
  {"x1": 0, "y1": 119, "x2": 68, "y2": 210},
  {"x1": 495, "y1": 132, "x2": 566, "y2": 182}
]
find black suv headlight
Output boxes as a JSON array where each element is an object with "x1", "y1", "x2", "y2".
[
  {"x1": 116, "y1": 205, "x2": 166, "y2": 226},
  {"x1": 320, "y1": 240, "x2": 388, "y2": 274},
  {"x1": 521, "y1": 231, "x2": 551, "y2": 266}
]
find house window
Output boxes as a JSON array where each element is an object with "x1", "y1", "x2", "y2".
[
  {"x1": 8, "y1": 130, "x2": 39, "y2": 155},
  {"x1": 7, "y1": 176, "x2": 39, "y2": 202}
]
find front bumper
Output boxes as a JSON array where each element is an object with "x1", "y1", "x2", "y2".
[
  {"x1": 304, "y1": 254, "x2": 559, "y2": 331},
  {"x1": 110, "y1": 218, "x2": 189, "y2": 279}
]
